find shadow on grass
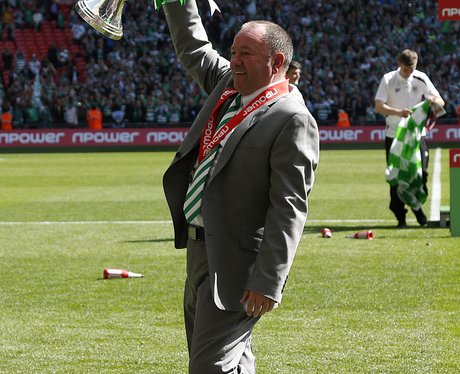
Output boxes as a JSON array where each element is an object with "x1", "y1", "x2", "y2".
[
  {"x1": 304, "y1": 221, "x2": 445, "y2": 234},
  {"x1": 124, "y1": 238, "x2": 174, "y2": 243},
  {"x1": 122, "y1": 226, "x2": 449, "y2": 243}
]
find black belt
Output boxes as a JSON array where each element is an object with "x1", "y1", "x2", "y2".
[{"x1": 188, "y1": 225, "x2": 205, "y2": 241}]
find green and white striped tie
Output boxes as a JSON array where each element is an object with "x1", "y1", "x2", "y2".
[{"x1": 184, "y1": 95, "x2": 241, "y2": 223}]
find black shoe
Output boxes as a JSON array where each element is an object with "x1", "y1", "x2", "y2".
[
  {"x1": 397, "y1": 219, "x2": 407, "y2": 229},
  {"x1": 413, "y1": 208, "x2": 427, "y2": 226}
]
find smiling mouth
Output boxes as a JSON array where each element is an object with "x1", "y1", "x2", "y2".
[{"x1": 234, "y1": 72, "x2": 246, "y2": 75}]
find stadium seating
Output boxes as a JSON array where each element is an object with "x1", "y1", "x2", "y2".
[{"x1": 0, "y1": 0, "x2": 458, "y2": 127}]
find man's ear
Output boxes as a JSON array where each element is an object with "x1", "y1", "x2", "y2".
[{"x1": 272, "y1": 52, "x2": 285, "y2": 74}]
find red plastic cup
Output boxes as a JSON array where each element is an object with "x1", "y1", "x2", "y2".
[
  {"x1": 103, "y1": 268, "x2": 143, "y2": 279},
  {"x1": 347, "y1": 230, "x2": 374, "y2": 240},
  {"x1": 322, "y1": 228, "x2": 332, "y2": 238}
]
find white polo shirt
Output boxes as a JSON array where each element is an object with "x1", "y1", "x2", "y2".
[{"x1": 375, "y1": 68, "x2": 440, "y2": 138}]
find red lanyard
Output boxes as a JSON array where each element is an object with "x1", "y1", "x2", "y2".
[{"x1": 198, "y1": 79, "x2": 289, "y2": 162}]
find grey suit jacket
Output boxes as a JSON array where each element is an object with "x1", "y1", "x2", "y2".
[{"x1": 162, "y1": 0, "x2": 320, "y2": 312}]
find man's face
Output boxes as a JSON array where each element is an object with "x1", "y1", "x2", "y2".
[
  {"x1": 230, "y1": 25, "x2": 277, "y2": 96},
  {"x1": 398, "y1": 63, "x2": 416, "y2": 79},
  {"x1": 286, "y1": 68, "x2": 301, "y2": 85}
]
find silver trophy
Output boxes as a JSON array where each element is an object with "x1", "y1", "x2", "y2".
[
  {"x1": 75, "y1": 0, "x2": 189, "y2": 40},
  {"x1": 75, "y1": 0, "x2": 126, "y2": 40}
]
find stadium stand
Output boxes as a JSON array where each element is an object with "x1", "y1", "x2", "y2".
[{"x1": 0, "y1": 0, "x2": 458, "y2": 128}]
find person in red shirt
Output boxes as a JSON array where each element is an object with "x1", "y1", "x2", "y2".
[
  {"x1": 1, "y1": 110, "x2": 13, "y2": 131},
  {"x1": 86, "y1": 106, "x2": 103, "y2": 130}
]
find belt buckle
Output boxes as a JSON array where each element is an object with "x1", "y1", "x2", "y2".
[{"x1": 188, "y1": 226, "x2": 197, "y2": 240}]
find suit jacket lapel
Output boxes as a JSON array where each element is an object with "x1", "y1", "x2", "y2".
[
  {"x1": 176, "y1": 76, "x2": 235, "y2": 161},
  {"x1": 177, "y1": 79, "x2": 293, "y2": 182},
  {"x1": 207, "y1": 103, "x2": 271, "y2": 184},
  {"x1": 209, "y1": 88, "x2": 293, "y2": 183}
]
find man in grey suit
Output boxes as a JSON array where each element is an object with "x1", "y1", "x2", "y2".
[{"x1": 162, "y1": 1, "x2": 319, "y2": 372}]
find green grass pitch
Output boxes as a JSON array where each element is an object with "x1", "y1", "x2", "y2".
[{"x1": 1, "y1": 150, "x2": 459, "y2": 373}]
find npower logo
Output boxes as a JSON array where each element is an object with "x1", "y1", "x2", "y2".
[{"x1": 439, "y1": 0, "x2": 460, "y2": 20}]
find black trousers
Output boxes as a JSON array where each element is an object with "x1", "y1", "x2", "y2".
[{"x1": 385, "y1": 136, "x2": 429, "y2": 220}]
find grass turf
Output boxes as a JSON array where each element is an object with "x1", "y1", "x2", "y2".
[{"x1": 1, "y1": 150, "x2": 459, "y2": 373}]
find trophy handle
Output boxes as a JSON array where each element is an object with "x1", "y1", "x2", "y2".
[{"x1": 75, "y1": 0, "x2": 126, "y2": 40}]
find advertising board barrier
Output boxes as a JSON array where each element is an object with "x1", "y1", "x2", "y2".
[
  {"x1": 438, "y1": 0, "x2": 460, "y2": 21},
  {"x1": 0, "y1": 128, "x2": 189, "y2": 148},
  {"x1": 1, "y1": 125, "x2": 460, "y2": 149},
  {"x1": 450, "y1": 149, "x2": 460, "y2": 237}
]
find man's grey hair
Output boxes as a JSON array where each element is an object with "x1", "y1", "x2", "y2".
[{"x1": 241, "y1": 20, "x2": 293, "y2": 70}]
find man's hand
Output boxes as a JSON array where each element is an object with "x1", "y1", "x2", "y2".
[
  {"x1": 240, "y1": 290, "x2": 276, "y2": 317},
  {"x1": 398, "y1": 108, "x2": 413, "y2": 118},
  {"x1": 426, "y1": 94, "x2": 445, "y2": 107},
  {"x1": 375, "y1": 100, "x2": 413, "y2": 118}
]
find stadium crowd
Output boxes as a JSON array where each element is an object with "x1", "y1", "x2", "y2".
[{"x1": 0, "y1": 0, "x2": 459, "y2": 128}]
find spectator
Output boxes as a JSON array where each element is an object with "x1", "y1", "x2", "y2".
[
  {"x1": 1, "y1": 105, "x2": 13, "y2": 131},
  {"x1": 71, "y1": 19, "x2": 86, "y2": 45},
  {"x1": 56, "y1": 10, "x2": 65, "y2": 29},
  {"x1": 40, "y1": 57, "x2": 56, "y2": 79},
  {"x1": 0, "y1": 85, "x2": 5, "y2": 109},
  {"x1": 14, "y1": 49, "x2": 26, "y2": 74},
  {"x1": 86, "y1": 105, "x2": 103, "y2": 129},
  {"x1": 336, "y1": 109, "x2": 350, "y2": 127},
  {"x1": 111, "y1": 105, "x2": 126, "y2": 128},
  {"x1": 1, "y1": 0, "x2": 458, "y2": 127},
  {"x1": 314, "y1": 95, "x2": 332, "y2": 122},
  {"x1": 57, "y1": 48, "x2": 69, "y2": 68},
  {"x1": 1, "y1": 5, "x2": 15, "y2": 28},
  {"x1": 23, "y1": 97, "x2": 40, "y2": 127},
  {"x1": 12, "y1": 99, "x2": 24, "y2": 128},
  {"x1": 144, "y1": 96, "x2": 156, "y2": 124},
  {"x1": 154, "y1": 97, "x2": 169, "y2": 124},
  {"x1": 49, "y1": 0, "x2": 59, "y2": 21},
  {"x1": 169, "y1": 97, "x2": 182, "y2": 123},
  {"x1": 126, "y1": 99, "x2": 144, "y2": 123},
  {"x1": 39, "y1": 102, "x2": 52, "y2": 128},
  {"x1": 23, "y1": 5, "x2": 33, "y2": 29},
  {"x1": 2, "y1": 47, "x2": 14, "y2": 70},
  {"x1": 100, "y1": 97, "x2": 113, "y2": 122},
  {"x1": 28, "y1": 53, "x2": 41, "y2": 76},
  {"x1": 286, "y1": 60, "x2": 302, "y2": 85},
  {"x1": 47, "y1": 42, "x2": 59, "y2": 68},
  {"x1": 64, "y1": 99, "x2": 78, "y2": 126},
  {"x1": 32, "y1": 7, "x2": 44, "y2": 30}
]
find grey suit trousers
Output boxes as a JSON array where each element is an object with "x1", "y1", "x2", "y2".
[{"x1": 185, "y1": 238, "x2": 259, "y2": 374}]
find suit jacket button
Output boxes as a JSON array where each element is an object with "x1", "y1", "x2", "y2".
[{"x1": 176, "y1": 152, "x2": 181, "y2": 158}]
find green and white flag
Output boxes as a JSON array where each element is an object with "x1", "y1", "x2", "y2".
[{"x1": 385, "y1": 100, "x2": 431, "y2": 210}]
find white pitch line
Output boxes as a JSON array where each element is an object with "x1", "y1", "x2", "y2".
[
  {"x1": 0, "y1": 219, "x2": 395, "y2": 225},
  {"x1": 309, "y1": 219, "x2": 394, "y2": 223},
  {"x1": 430, "y1": 148, "x2": 442, "y2": 221},
  {"x1": 0, "y1": 220, "x2": 172, "y2": 225}
]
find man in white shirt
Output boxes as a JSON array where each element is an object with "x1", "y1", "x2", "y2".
[{"x1": 375, "y1": 49, "x2": 445, "y2": 228}]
